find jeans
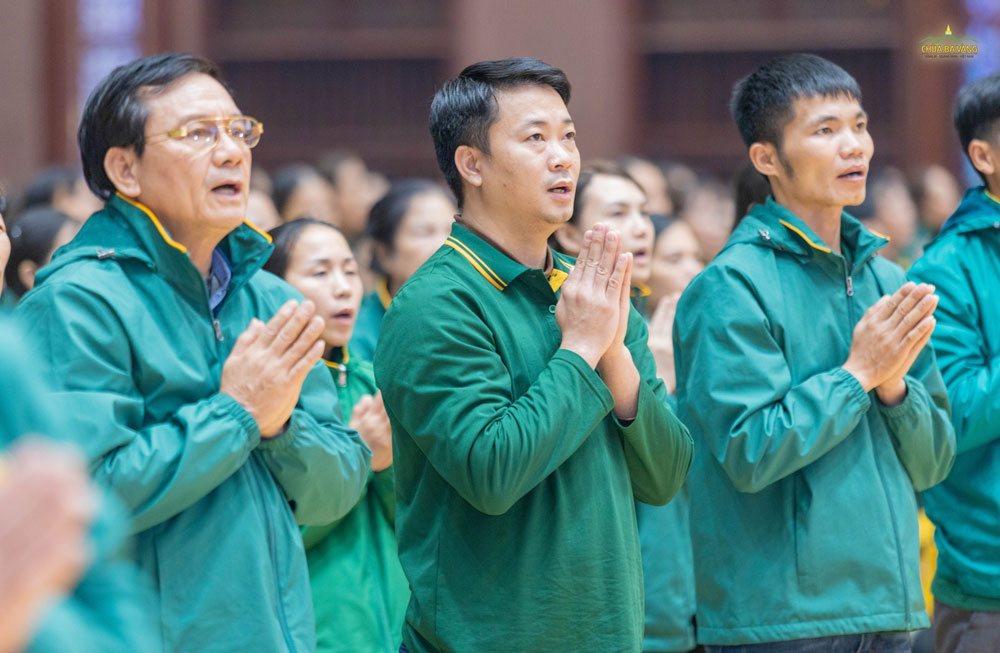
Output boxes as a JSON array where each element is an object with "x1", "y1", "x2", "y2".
[
  {"x1": 934, "y1": 599, "x2": 1000, "y2": 653},
  {"x1": 703, "y1": 632, "x2": 911, "y2": 652}
]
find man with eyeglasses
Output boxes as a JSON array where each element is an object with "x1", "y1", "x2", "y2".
[{"x1": 15, "y1": 53, "x2": 372, "y2": 651}]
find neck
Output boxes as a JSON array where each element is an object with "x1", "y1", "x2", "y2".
[
  {"x1": 772, "y1": 189, "x2": 843, "y2": 255},
  {"x1": 459, "y1": 202, "x2": 551, "y2": 269}
]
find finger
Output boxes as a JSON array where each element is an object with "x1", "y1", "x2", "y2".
[
  {"x1": 894, "y1": 292, "x2": 939, "y2": 339},
  {"x1": 281, "y1": 314, "x2": 325, "y2": 368},
  {"x1": 231, "y1": 319, "x2": 263, "y2": 354},
  {"x1": 650, "y1": 296, "x2": 673, "y2": 332},
  {"x1": 271, "y1": 301, "x2": 318, "y2": 356},
  {"x1": 581, "y1": 224, "x2": 607, "y2": 286},
  {"x1": 257, "y1": 301, "x2": 299, "y2": 348},
  {"x1": 889, "y1": 283, "x2": 931, "y2": 327},
  {"x1": 289, "y1": 339, "x2": 325, "y2": 381},
  {"x1": 900, "y1": 315, "x2": 936, "y2": 353},
  {"x1": 606, "y1": 252, "x2": 628, "y2": 301},
  {"x1": 597, "y1": 230, "x2": 621, "y2": 292}
]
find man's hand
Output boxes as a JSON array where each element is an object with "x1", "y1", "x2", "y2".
[
  {"x1": 349, "y1": 392, "x2": 393, "y2": 472},
  {"x1": 221, "y1": 300, "x2": 326, "y2": 437},
  {"x1": 556, "y1": 224, "x2": 631, "y2": 368},
  {"x1": 0, "y1": 439, "x2": 98, "y2": 652},
  {"x1": 647, "y1": 292, "x2": 680, "y2": 393},
  {"x1": 842, "y1": 282, "x2": 938, "y2": 406}
]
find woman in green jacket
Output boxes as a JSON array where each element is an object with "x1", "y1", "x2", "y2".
[
  {"x1": 266, "y1": 218, "x2": 408, "y2": 653},
  {"x1": 350, "y1": 180, "x2": 454, "y2": 361}
]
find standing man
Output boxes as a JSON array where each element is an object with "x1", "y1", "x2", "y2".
[
  {"x1": 16, "y1": 53, "x2": 371, "y2": 651},
  {"x1": 374, "y1": 58, "x2": 692, "y2": 652},
  {"x1": 674, "y1": 54, "x2": 955, "y2": 651},
  {"x1": 909, "y1": 71, "x2": 1000, "y2": 652}
]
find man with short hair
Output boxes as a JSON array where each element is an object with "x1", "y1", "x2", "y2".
[
  {"x1": 909, "y1": 70, "x2": 1000, "y2": 652},
  {"x1": 674, "y1": 53, "x2": 955, "y2": 651},
  {"x1": 374, "y1": 57, "x2": 692, "y2": 652},
  {"x1": 16, "y1": 53, "x2": 371, "y2": 650}
]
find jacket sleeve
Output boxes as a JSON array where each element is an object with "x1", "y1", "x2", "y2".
[
  {"x1": 374, "y1": 280, "x2": 616, "y2": 516},
  {"x1": 17, "y1": 282, "x2": 268, "y2": 533},
  {"x1": 910, "y1": 253, "x2": 998, "y2": 454},
  {"x1": 614, "y1": 307, "x2": 692, "y2": 506},
  {"x1": 674, "y1": 264, "x2": 873, "y2": 494},
  {"x1": 257, "y1": 360, "x2": 371, "y2": 527}
]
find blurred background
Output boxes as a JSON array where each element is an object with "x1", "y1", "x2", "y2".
[{"x1": 1, "y1": 0, "x2": 998, "y2": 271}]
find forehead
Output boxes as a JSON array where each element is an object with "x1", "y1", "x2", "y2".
[
  {"x1": 586, "y1": 174, "x2": 645, "y2": 204},
  {"x1": 295, "y1": 223, "x2": 351, "y2": 257},
  {"x1": 142, "y1": 73, "x2": 240, "y2": 127},
  {"x1": 492, "y1": 84, "x2": 571, "y2": 129},
  {"x1": 787, "y1": 93, "x2": 864, "y2": 126}
]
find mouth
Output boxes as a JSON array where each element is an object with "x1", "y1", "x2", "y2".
[
  {"x1": 632, "y1": 247, "x2": 650, "y2": 264},
  {"x1": 837, "y1": 167, "x2": 867, "y2": 182},
  {"x1": 210, "y1": 181, "x2": 244, "y2": 197},
  {"x1": 329, "y1": 309, "x2": 355, "y2": 324},
  {"x1": 547, "y1": 180, "x2": 574, "y2": 200}
]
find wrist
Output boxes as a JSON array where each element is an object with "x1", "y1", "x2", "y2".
[
  {"x1": 559, "y1": 339, "x2": 604, "y2": 369},
  {"x1": 841, "y1": 363, "x2": 875, "y2": 393},
  {"x1": 875, "y1": 378, "x2": 907, "y2": 407}
]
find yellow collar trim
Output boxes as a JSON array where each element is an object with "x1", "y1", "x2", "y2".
[
  {"x1": 986, "y1": 189, "x2": 1000, "y2": 207},
  {"x1": 376, "y1": 278, "x2": 392, "y2": 310},
  {"x1": 243, "y1": 219, "x2": 273, "y2": 243},
  {"x1": 322, "y1": 346, "x2": 350, "y2": 370},
  {"x1": 779, "y1": 219, "x2": 832, "y2": 254},
  {"x1": 443, "y1": 236, "x2": 507, "y2": 291},
  {"x1": 631, "y1": 282, "x2": 652, "y2": 297},
  {"x1": 867, "y1": 227, "x2": 891, "y2": 241},
  {"x1": 116, "y1": 192, "x2": 188, "y2": 254},
  {"x1": 548, "y1": 269, "x2": 569, "y2": 292}
]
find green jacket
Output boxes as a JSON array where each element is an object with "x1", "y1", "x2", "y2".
[
  {"x1": 637, "y1": 396, "x2": 696, "y2": 653},
  {"x1": 374, "y1": 222, "x2": 693, "y2": 652},
  {"x1": 15, "y1": 194, "x2": 372, "y2": 652},
  {"x1": 348, "y1": 280, "x2": 390, "y2": 361},
  {"x1": 304, "y1": 346, "x2": 409, "y2": 652},
  {"x1": 675, "y1": 198, "x2": 955, "y2": 645},
  {"x1": 0, "y1": 318, "x2": 155, "y2": 652},
  {"x1": 909, "y1": 186, "x2": 1000, "y2": 611}
]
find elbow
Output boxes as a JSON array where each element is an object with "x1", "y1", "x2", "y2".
[
  {"x1": 464, "y1": 487, "x2": 519, "y2": 516},
  {"x1": 727, "y1": 467, "x2": 775, "y2": 494}
]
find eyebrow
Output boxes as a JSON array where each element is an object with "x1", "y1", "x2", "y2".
[
  {"x1": 810, "y1": 110, "x2": 868, "y2": 127},
  {"x1": 306, "y1": 256, "x2": 356, "y2": 266},
  {"x1": 519, "y1": 117, "x2": 575, "y2": 129}
]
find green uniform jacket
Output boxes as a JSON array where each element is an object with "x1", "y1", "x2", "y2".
[
  {"x1": 637, "y1": 396, "x2": 696, "y2": 653},
  {"x1": 15, "y1": 194, "x2": 372, "y2": 652},
  {"x1": 303, "y1": 347, "x2": 409, "y2": 652},
  {"x1": 348, "y1": 280, "x2": 390, "y2": 361},
  {"x1": 0, "y1": 318, "x2": 156, "y2": 652},
  {"x1": 374, "y1": 222, "x2": 693, "y2": 653},
  {"x1": 909, "y1": 186, "x2": 1000, "y2": 611},
  {"x1": 675, "y1": 198, "x2": 955, "y2": 645}
]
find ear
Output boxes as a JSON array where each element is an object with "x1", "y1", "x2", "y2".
[
  {"x1": 968, "y1": 139, "x2": 997, "y2": 178},
  {"x1": 104, "y1": 146, "x2": 141, "y2": 197},
  {"x1": 748, "y1": 142, "x2": 781, "y2": 178},
  {"x1": 552, "y1": 223, "x2": 583, "y2": 256},
  {"x1": 17, "y1": 259, "x2": 38, "y2": 293},
  {"x1": 454, "y1": 145, "x2": 483, "y2": 189}
]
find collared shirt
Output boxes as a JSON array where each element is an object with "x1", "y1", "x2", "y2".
[
  {"x1": 374, "y1": 221, "x2": 692, "y2": 653},
  {"x1": 205, "y1": 247, "x2": 232, "y2": 315}
]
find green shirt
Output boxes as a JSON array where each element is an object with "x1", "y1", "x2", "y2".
[
  {"x1": 303, "y1": 347, "x2": 409, "y2": 652},
  {"x1": 349, "y1": 280, "x2": 390, "y2": 361},
  {"x1": 374, "y1": 222, "x2": 692, "y2": 652}
]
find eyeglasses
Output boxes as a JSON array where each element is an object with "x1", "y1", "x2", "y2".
[{"x1": 145, "y1": 115, "x2": 264, "y2": 150}]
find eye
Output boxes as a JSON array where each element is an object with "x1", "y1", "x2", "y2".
[
  {"x1": 186, "y1": 123, "x2": 217, "y2": 143},
  {"x1": 527, "y1": 133, "x2": 543, "y2": 142},
  {"x1": 564, "y1": 130, "x2": 576, "y2": 140},
  {"x1": 311, "y1": 269, "x2": 328, "y2": 278},
  {"x1": 816, "y1": 126, "x2": 833, "y2": 135},
  {"x1": 856, "y1": 121, "x2": 868, "y2": 131}
]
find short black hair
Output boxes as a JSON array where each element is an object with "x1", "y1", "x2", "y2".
[
  {"x1": 954, "y1": 71, "x2": 1000, "y2": 185},
  {"x1": 730, "y1": 53, "x2": 861, "y2": 150},
  {"x1": 78, "y1": 52, "x2": 231, "y2": 200},
  {"x1": 429, "y1": 57, "x2": 571, "y2": 208},
  {"x1": 263, "y1": 217, "x2": 342, "y2": 279},
  {"x1": 271, "y1": 164, "x2": 325, "y2": 218},
  {"x1": 22, "y1": 167, "x2": 82, "y2": 211},
  {"x1": 5, "y1": 207, "x2": 76, "y2": 298},
  {"x1": 366, "y1": 179, "x2": 452, "y2": 276}
]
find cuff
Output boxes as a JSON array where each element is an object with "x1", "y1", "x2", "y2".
[
  {"x1": 835, "y1": 366, "x2": 873, "y2": 413},
  {"x1": 876, "y1": 375, "x2": 918, "y2": 420},
  {"x1": 257, "y1": 410, "x2": 303, "y2": 451},
  {"x1": 217, "y1": 392, "x2": 262, "y2": 447},
  {"x1": 553, "y1": 348, "x2": 615, "y2": 412}
]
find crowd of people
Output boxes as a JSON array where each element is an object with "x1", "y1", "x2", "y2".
[{"x1": 0, "y1": 49, "x2": 996, "y2": 653}]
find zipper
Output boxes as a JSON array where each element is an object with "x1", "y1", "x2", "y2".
[
  {"x1": 247, "y1": 461, "x2": 298, "y2": 651},
  {"x1": 846, "y1": 275, "x2": 854, "y2": 297}
]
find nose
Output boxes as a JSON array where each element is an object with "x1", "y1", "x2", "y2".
[
  {"x1": 548, "y1": 139, "x2": 575, "y2": 172},
  {"x1": 840, "y1": 127, "x2": 868, "y2": 159},
  {"x1": 331, "y1": 270, "x2": 353, "y2": 298},
  {"x1": 212, "y1": 127, "x2": 249, "y2": 168}
]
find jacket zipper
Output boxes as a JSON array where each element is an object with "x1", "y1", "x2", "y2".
[{"x1": 850, "y1": 254, "x2": 912, "y2": 627}]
